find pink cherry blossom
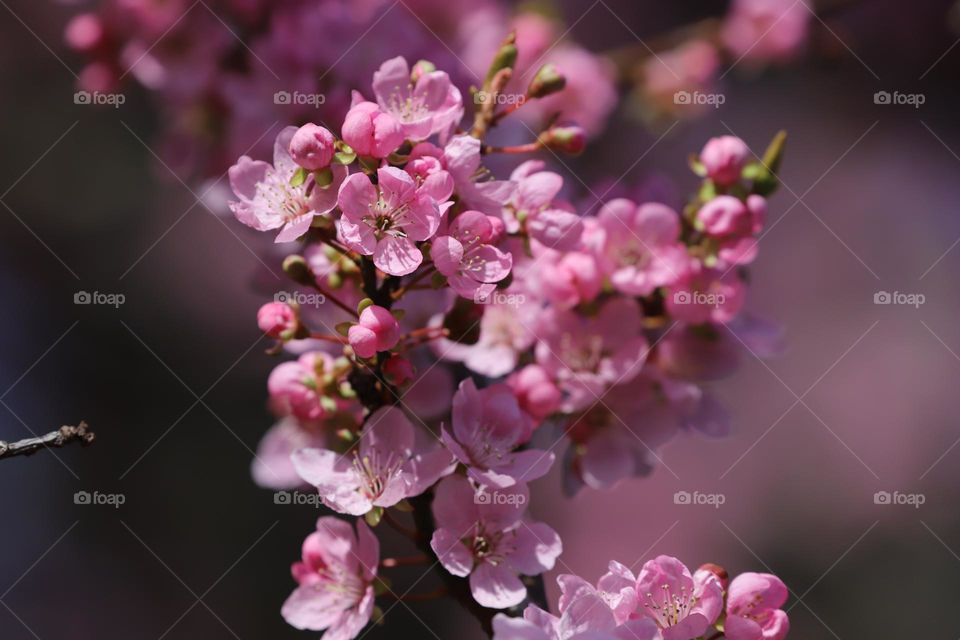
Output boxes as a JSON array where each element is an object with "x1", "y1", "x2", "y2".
[
  {"x1": 434, "y1": 296, "x2": 538, "y2": 377},
  {"x1": 532, "y1": 244, "x2": 603, "y2": 310},
  {"x1": 289, "y1": 123, "x2": 336, "y2": 171},
  {"x1": 347, "y1": 305, "x2": 401, "y2": 358},
  {"x1": 341, "y1": 100, "x2": 404, "y2": 159},
  {"x1": 252, "y1": 417, "x2": 327, "y2": 490},
  {"x1": 281, "y1": 516, "x2": 379, "y2": 640},
  {"x1": 697, "y1": 195, "x2": 753, "y2": 237},
  {"x1": 665, "y1": 264, "x2": 746, "y2": 324},
  {"x1": 597, "y1": 198, "x2": 688, "y2": 296},
  {"x1": 634, "y1": 555, "x2": 724, "y2": 640},
  {"x1": 292, "y1": 406, "x2": 454, "y2": 516},
  {"x1": 431, "y1": 210, "x2": 513, "y2": 299},
  {"x1": 442, "y1": 379, "x2": 554, "y2": 488},
  {"x1": 257, "y1": 301, "x2": 299, "y2": 339},
  {"x1": 228, "y1": 126, "x2": 348, "y2": 242},
  {"x1": 507, "y1": 364, "x2": 561, "y2": 423},
  {"x1": 432, "y1": 135, "x2": 516, "y2": 215},
  {"x1": 372, "y1": 56, "x2": 463, "y2": 142},
  {"x1": 643, "y1": 39, "x2": 720, "y2": 115},
  {"x1": 725, "y1": 572, "x2": 790, "y2": 640},
  {"x1": 722, "y1": 0, "x2": 811, "y2": 65},
  {"x1": 337, "y1": 167, "x2": 448, "y2": 276},
  {"x1": 268, "y1": 351, "x2": 340, "y2": 421},
  {"x1": 535, "y1": 298, "x2": 650, "y2": 412},
  {"x1": 700, "y1": 136, "x2": 750, "y2": 186},
  {"x1": 508, "y1": 161, "x2": 583, "y2": 251},
  {"x1": 430, "y1": 475, "x2": 561, "y2": 609}
]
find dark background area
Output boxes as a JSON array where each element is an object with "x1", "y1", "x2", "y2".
[{"x1": 2, "y1": 1, "x2": 960, "y2": 638}]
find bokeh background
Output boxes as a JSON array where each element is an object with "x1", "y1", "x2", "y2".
[{"x1": 1, "y1": 0, "x2": 959, "y2": 638}]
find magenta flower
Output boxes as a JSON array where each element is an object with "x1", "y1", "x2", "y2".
[
  {"x1": 508, "y1": 161, "x2": 583, "y2": 251},
  {"x1": 289, "y1": 123, "x2": 336, "y2": 171},
  {"x1": 281, "y1": 516, "x2": 379, "y2": 640},
  {"x1": 292, "y1": 406, "x2": 454, "y2": 516},
  {"x1": 507, "y1": 364, "x2": 562, "y2": 423},
  {"x1": 228, "y1": 126, "x2": 348, "y2": 242},
  {"x1": 724, "y1": 573, "x2": 790, "y2": 640},
  {"x1": 268, "y1": 351, "x2": 340, "y2": 422},
  {"x1": 341, "y1": 99, "x2": 405, "y2": 159},
  {"x1": 699, "y1": 136, "x2": 750, "y2": 186},
  {"x1": 597, "y1": 199, "x2": 687, "y2": 296},
  {"x1": 533, "y1": 244, "x2": 604, "y2": 310},
  {"x1": 430, "y1": 475, "x2": 561, "y2": 609},
  {"x1": 337, "y1": 167, "x2": 448, "y2": 276},
  {"x1": 347, "y1": 304, "x2": 401, "y2": 359},
  {"x1": 442, "y1": 379, "x2": 554, "y2": 488},
  {"x1": 634, "y1": 555, "x2": 723, "y2": 640},
  {"x1": 257, "y1": 301, "x2": 299, "y2": 339},
  {"x1": 534, "y1": 298, "x2": 649, "y2": 412},
  {"x1": 722, "y1": 0, "x2": 811, "y2": 65},
  {"x1": 372, "y1": 56, "x2": 463, "y2": 142},
  {"x1": 431, "y1": 210, "x2": 513, "y2": 300}
]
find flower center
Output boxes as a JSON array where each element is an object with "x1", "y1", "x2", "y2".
[
  {"x1": 352, "y1": 448, "x2": 404, "y2": 500},
  {"x1": 258, "y1": 175, "x2": 310, "y2": 222},
  {"x1": 641, "y1": 583, "x2": 699, "y2": 629}
]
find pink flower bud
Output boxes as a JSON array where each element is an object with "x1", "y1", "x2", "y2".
[
  {"x1": 341, "y1": 101, "x2": 404, "y2": 158},
  {"x1": 358, "y1": 305, "x2": 401, "y2": 351},
  {"x1": 383, "y1": 355, "x2": 416, "y2": 386},
  {"x1": 347, "y1": 324, "x2": 379, "y2": 359},
  {"x1": 508, "y1": 364, "x2": 561, "y2": 421},
  {"x1": 257, "y1": 302, "x2": 298, "y2": 339},
  {"x1": 65, "y1": 14, "x2": 105, "y2": 52},
  {"x1": 700, "y1": 135, "x2": 750, "y2": 186},
  {"x1": 288, "y1": 123, "x2": 336, "y2": 170},
  {"x1": 697, "y1": 195, "x2": 751, "y2": 237},
  {"x1": 746, "y1": 193, "x2": 767, "y2": 233},
  {"x1": 540, "y1": 124, "x2": 586, "y2": 155}
]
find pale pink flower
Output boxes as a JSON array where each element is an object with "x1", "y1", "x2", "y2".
[
  {"x1": 341, "y1": 100, "x2": 404, "y2": 158},
  {"x1": 347, "y1": 305, "x2": 401, "y2": 358},
  {"x1": 434, "y1": 135, "x2": 515, "y2": 215},
  {"x1": 289, "y1": 123, "x2": 336, "y2": 170},
  {"x1": 634, "y1": 555, "x2": 724, "y2": 640},
  {"x1": 665, "y1": 264, "x2": 746, "y2": 324},
  {"x1": 372, "y1": 56, "x2": 463, "y2": 142},
  {"x1": 532, "y1": 244, "x2": 603, "y2": 310},
  {"x1": 431, "y1": 210, "x2": 512, "y2": 299},
  {"x1": 535, "y1": 298, "x2": 649, "y2": 412},
  {"x1": 430, "y1": 475, "x2": 562, "y2": 609},
  {"x1": 228, "y1": 126, "x2": 348, "y2": 242},
  {"x1": 508, "y1": 161, "x2": 583, "y2": 251},
  {"x1": 281, "y1": 516, "x2": 379, "y2": 640},
  {"x1": 337, "y1": 167, "x2": 447, "y2": 276},
  {"x1": 292, "y1": 406, "x2": 455, "y2": 516},
  {"x1": 697, "y1": 195, "x2": 753, "y2": 237},
  {"x1": 722, "y1": 0, "x2": 811, "y2": 65},
  {"x1": 507, "y1": 364, "x2": 561, "y2": 423},
  {"x1": 724, "y1": 573, "x2": 790, "y2": 640},
  {"x1": 597, "y1": 199, "x2": 687, "y2": 296},
  {"x1": 644, "y1": 40, "x2": 720, "y2": 115},
  {"x1": 442, "y1": 379, "x2": 554, "y2": 488},
  {"x1": 700, "y1": 136, "x2": 750, "y2": 186},
  {"x1": 268, "y1": 351, "x2": 340, "y2": 421},
  {"x1": 252, "y1": 417, "x2": 327, "y2": 490},
  {"x1": 257, "y1": 301, "x2": 299, "y2": 339}
]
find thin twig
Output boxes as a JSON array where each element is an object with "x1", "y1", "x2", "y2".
[{"x1": 0, "y1": 421, "x2": 94, "y2": 460}]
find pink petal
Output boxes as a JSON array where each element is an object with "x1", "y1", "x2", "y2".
[
  {"x1": 430, "y1": 528, "x2": 473, "y2": 578},
  {"x1": 430, "y1": 235, "x2": 465, "y2": 277},
  {"x1": 506, "y1": 522, "x2": 562, "y2": 575},
  {"x1": 470, "y1": 562, "x2": 527, "y2": 609},
  {"x1": 275, "y1": 215, "x2": 313, "y2": 243},
  {"x1": 377, "y1": 166, "x2": 416, "y2": 210},
  {"x1": 337, "y1": 173, "x2": 378, "y2": 217},
  {"x1": 373, "y1": 236, "x2": 423, "y2": 276}
]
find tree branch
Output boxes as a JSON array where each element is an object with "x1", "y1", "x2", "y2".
[{"x1": 0, "y1": 422, "x2": 94, "y2": 460}]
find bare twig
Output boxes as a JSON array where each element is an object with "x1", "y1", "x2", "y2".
[{"x1": 0, "y1": 421, "x2": 94, "y2": 460}]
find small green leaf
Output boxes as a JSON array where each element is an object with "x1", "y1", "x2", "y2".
[
  {"x1": 335, "y1": 322, "x2": 353, "y2": 336},
  {"x1": 289, "y1": 167, "x2": 307, "y2": 187},
  {"x1": 357, "y1": 298, "x2": 374, "y2": 314},
  {"x1": 313, "y1": 167, "x2": 334, "y2": 188},
  {"x1": 365, "y1": 506, "x2": 384, "y2": 527}
]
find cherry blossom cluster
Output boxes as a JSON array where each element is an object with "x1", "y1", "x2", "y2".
[{"x1": 224, "y1": 38, "x2": 791, "y2": 638}]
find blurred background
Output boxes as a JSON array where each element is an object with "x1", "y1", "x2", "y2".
[{"x1": 1, "y1": 0, "x2": 959, "y2": 638}]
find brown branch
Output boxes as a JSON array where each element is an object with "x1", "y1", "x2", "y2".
[{"x1": 0, "y1": 421, "x2": 94, "y2": 460}]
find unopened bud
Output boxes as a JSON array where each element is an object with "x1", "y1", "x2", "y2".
[
  {"x1": 485, "y1": 32, "x2": 518, "y2": 84},
  {"x1": 282, "y1": 254, "x2": 313, "y2": 284},
  {"x1": 698, "y1": 563, "x2": 729, "y2": 590},
  {"x1": 539, "y1": 124, "x2": 586, "y2": 155},
  {"x1": 527, "y1": 63, "x2": 566, "y2": 99}
]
